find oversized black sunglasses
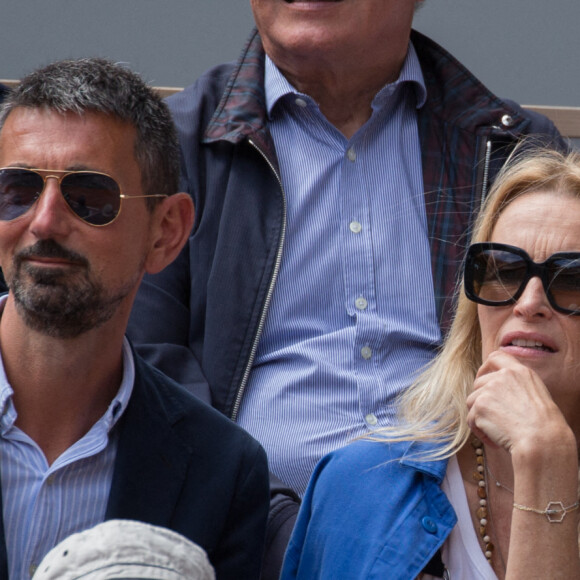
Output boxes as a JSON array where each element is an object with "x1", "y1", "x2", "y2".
[
  {"x1": 0, "y1": 167, "x2": 166, "y2": 226},
  {"x1": 464, "y1": 242, "x2": 580, "y2": 315}
]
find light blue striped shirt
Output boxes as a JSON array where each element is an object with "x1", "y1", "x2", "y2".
[
  {"x1": 0, "y1": 306, "x2": 134, "y2": 579},
  {"x1": 237, "y1": 43, "x2": 442, "y2": 496}
]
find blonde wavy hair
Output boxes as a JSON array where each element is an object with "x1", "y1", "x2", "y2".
[{"x1": 371, "y1": 146, "x2": 580, "y2": 460}]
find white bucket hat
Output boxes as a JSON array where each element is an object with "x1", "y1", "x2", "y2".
[{"x1": 32, "y1": 519, "x2": 216, "y2": 580}]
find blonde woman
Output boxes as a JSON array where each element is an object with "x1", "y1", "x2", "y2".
[{"x1": 282, "y1": 148, "x2": 580, "y2": 579}]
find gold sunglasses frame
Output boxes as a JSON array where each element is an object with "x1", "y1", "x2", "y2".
[{"x1": 0, "y1": 167, "x2": 167, "y2": 227}]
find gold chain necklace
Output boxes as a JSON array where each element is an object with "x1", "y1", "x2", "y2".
[{"x1": 486, "y1": 460, "x2": 514, "y2": 495}]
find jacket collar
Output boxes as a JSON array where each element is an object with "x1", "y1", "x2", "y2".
[
  {"x1": 399, "y1": 439, "x2": 450, "y2": 483},
  {"x1": 204, "y1": 29, "x2": 269, "y2": 146},
  {"x1": 205, "y1": 28, "x2": 530, "y2": 146},
  {"x1": 412, "y1": 29, "x2": 529, "y2": 135}
]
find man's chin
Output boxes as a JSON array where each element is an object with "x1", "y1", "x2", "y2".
[
  {"x1": 19, "y1": 264, "x2": 73, "y2": 287},
  {"x1": 11, "y1": 278, "x2": 101, "y2": 339}
]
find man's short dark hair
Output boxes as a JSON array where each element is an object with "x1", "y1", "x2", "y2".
[{"x1": 0, "y1": 58, "x2": 180, "y2": 205}]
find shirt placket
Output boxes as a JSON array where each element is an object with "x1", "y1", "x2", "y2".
[{"x1": 340, "y1": 139, "x2": 384, "y2": 429}]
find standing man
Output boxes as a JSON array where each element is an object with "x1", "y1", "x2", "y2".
[
  {"x1": 128, "y1": 1, "x2": 563, "y2": 575},
  {"x1": 0, "y1": 58, "x2": 269, "y2": 580}
]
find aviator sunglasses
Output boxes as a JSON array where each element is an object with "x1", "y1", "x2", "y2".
[
  {"x1": 464, "y1": 242, "x2": 580, "y2": 315},
  {"x1": 0, "y1": 167, "x2": 166, "y2": 226}
]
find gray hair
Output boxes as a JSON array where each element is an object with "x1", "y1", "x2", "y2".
[{"x1": 0, "y1": 58, "x2": 180, "y2": 205}]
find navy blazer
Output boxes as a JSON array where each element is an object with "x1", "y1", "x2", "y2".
[{"x1": 0, "y1": 348, "x2": 270, "y2": 579}]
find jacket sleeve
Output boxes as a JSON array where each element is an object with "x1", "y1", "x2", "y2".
[{"x1": 211, "y1": 440, "x2": 271, "y2": 580}]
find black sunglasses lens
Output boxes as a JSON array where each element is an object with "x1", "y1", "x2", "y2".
[
  {"x1": 0, "y1": 169, "x2": 43, "y2": 221},
  {"x1": 547, "y1": 257, "x2": 580, "y2": 313},
  {"x1": 470, "y1": 248, "x2": 527, "y2": 303},
  {"x1": 468, "y1": 246, "x2": 580, "y2": 314},
  {"x1": 61, "y1": 172, "x2": 121, "y2": 225}
]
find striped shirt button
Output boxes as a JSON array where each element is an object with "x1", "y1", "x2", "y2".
[
  {"x1": 361, "y1": 346, "x2": 372, "y2": 360},
  {"x1": 349, "y1": 221, "x2": 362, "y2": 234},
  {"x1": 365, "y1": 413, "x2": 378, "y2": 426},
  {"x1": 346, "y1": 147, "x2": 356, "y2": 162},
  {"x1": 355, "y1": 297, "x2": 368, "y2": 310},
  {"x1": 295, "y1": 97, "x2": 308, "y2": 108}
]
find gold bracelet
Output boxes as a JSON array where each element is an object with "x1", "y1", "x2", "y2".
[{"x1": 513, "y1": 501, "x2": 580, "y2": 523}]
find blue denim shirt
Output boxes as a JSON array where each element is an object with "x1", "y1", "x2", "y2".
[{"x1": 282, "y1": 439, "x2": 457, "y2": 579}]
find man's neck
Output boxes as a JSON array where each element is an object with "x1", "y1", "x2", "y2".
[
  {"x1": 0, "y1": 297, "x2": 125, "y2": 464},
  {"x1": 269, "y1": 38, "x2": 410, "y2": 139}
]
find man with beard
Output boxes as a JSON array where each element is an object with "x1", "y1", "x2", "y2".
[{"x1": 0, "y1": 58, "x2": 269, "y2": 580}]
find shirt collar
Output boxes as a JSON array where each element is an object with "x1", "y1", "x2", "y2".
[
  {"x1": 264, "y1": 39, "x2": 427, "y2": 117},
  {"x1": 372, "y1": 41, "x2": 427, "y2": 110},
  {"x1": 264, "y1": 55, "x2": 302, "y2": 117},
  {"x1": 104, "y1": 337, "x2": 134, "y2": 430},
  {"x1": 0, "y1": 293, "x2": 134, "y2": 435}
]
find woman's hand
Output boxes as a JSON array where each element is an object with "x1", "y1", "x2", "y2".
[
  {"x1": 466, "y1": 350, "x2": 579, "y2": 579},
  {"x1": 466, "y1": 350, "x2": 571, "y2": 456}
]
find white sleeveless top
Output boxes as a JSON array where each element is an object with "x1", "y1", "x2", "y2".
[{"x1": 422, "y1": 455, "x2": 499, "y2": 580}]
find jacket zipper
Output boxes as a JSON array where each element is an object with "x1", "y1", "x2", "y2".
[
  {"x1": 481, "y1": 138, "x2": 492, "y2": 205},
  {"x1": 230, "y1": 138, "x2": 288, "y2": 421}
]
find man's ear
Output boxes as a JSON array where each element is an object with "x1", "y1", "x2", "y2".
[{"x1": 145, "y1": 193, "x2": 194, "y2": 274}]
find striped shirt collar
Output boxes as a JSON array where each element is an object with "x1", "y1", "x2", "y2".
[
  {"x1": 0, "y1": 294, "x2": 134, "y2": 436},
  {"x1": 264, "y1": 40, "x2": 427, "y2": 118}
]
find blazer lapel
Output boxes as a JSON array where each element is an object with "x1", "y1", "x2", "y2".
[{"x1": 105, "y1": 360, "x2": 193, "y2": 526}]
